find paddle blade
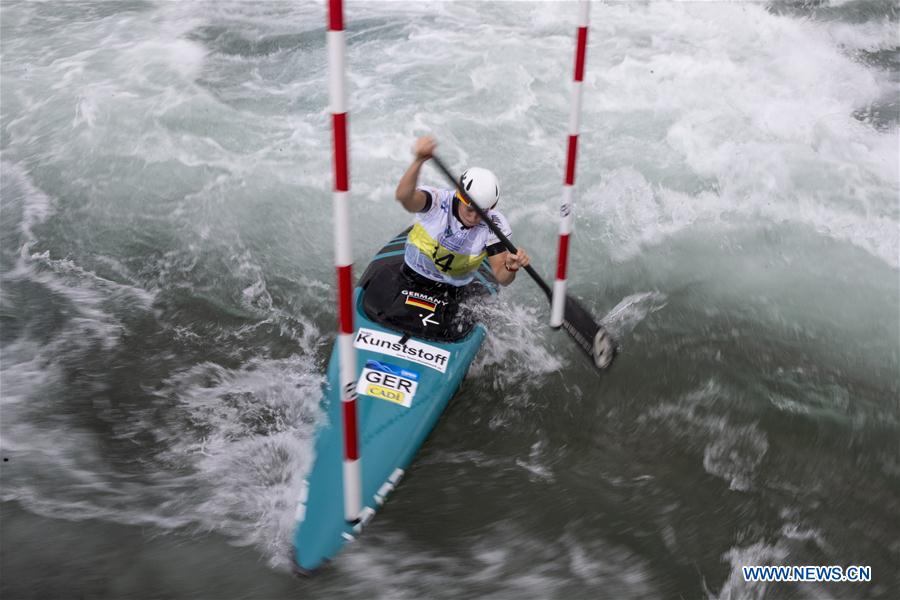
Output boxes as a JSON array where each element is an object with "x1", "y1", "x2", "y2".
[{"x1": 561, "y1": 295, "x2": 617, "y2": 370}]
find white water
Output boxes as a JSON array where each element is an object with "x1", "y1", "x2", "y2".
[{"x1": 1, "y1": 1, "x2": 897, "y2": 596}]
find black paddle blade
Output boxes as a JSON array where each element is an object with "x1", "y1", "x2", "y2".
[
  {"x1": 431, "y1": 155, "x2": 616, "y2": 371},
  {"x1": 562, "y1": 295, "x2": 617, "y2": 370}
]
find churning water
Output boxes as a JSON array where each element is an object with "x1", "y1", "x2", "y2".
[{"x1": 1, "y1": 1, "x2": 898, "y2": 598}]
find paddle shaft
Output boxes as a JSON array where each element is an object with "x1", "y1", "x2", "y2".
[
  {"x1": 431, "y1": 156, "x2": 552, "y2": 300},
  {"x1": 429, "y1": 154, "x2": 616, "y2": 371}
]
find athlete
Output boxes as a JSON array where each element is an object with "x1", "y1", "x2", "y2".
[
  {"x1": 361, "y1": 136, "x2": 530, "y2": 340},
  {"x1": 395, "y1": 135, "x2": 530, "y2": 291}
]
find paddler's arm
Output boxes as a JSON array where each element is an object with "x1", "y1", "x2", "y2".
[
  {"x1": 395, "y1": 136, "x2": 437, "y2": 213},
  {"x1": 489, "y1": 248, "x2": 530, "y2": 287}
]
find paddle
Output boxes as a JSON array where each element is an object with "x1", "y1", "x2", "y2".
[{"x1": 430, "y1": 155, "x2": 616, "y2": 370}]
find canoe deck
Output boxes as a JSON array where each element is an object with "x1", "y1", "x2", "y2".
[{"x1": 292, "y1": 229, "x2": 497, "y2": 574}]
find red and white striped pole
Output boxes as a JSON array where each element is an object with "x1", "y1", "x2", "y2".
[
  {"x1": 551, "y1": 0, "x2": 590, "y2": 328},
  {"x1": 327, "y1": 0, "x2": 361, "y2": 522}
]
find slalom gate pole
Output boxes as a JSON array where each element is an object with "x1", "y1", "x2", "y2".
[
  {"x1": 431, "y1": 155, "x2": 616, "y2": 371},
  {"x1": 327, "y1": 0, "x2": 361, "y2": 522},
  {"x1": 551, "y1": 0, "x2": 590, "y2": 328}
]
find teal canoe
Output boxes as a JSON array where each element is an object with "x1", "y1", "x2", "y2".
[{"x1": 292, "y1": 228, "x2": 498, "y2": 574}]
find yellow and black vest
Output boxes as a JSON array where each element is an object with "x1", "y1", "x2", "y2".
[{"x1": 404, "y1": 185, "x2": 511, "y2": 286}]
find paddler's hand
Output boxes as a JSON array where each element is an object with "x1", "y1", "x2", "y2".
[
  {"x1": 505, "y1": 249, "x2": 530, "y2": 272},
  {"x1": 413, "y1": 136, "x2": 437, "y2": 162}
]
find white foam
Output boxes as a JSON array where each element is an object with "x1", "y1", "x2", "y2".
[
  {"x1": 0, "y1": 339, "x2": 63, "y2": 407},
  {"x1": 641, "y1": 379, "x2": 770, "y2": 492},
  {"x1": 514, "y1": 439, "x2": 555, "y2": 482},
  {"x1": 1, "y1": 161, "x2": 55, "y2": 248},
  {"x1": 826, "y1": 18, "x2": 900, "y2": 53},
  {"x1": 572, "y1": 3, "x2": 897, "y2": 268},
  {"x1": 2, "y1": 351, "x2": 325, "y2": 568},
  {"x1": 469, "y1": 300, "x2": 564, "y2": 412},
  {"x1": 330, "y1": 521, "x2": 657, "y2": 598},
  {"x1": 151, "y1": 355, "x2": 324, "y2": 567},
  {"x1": 584, "y1": 162, "x2": 899, "y2": 267},
  {"x1": 602, "y1": 291, "x2": 668, "y2": 341},
  {"x1": 2, "y1": 0, "x2": 896, "y2": 579},
  {"x1": 2, "y1": 164, "x2": 156, "y2": 353}
]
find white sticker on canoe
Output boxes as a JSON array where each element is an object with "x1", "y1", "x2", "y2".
[
  {"x1": 356, "y1": 360, "x2": 419, "y2": 408},
  {"x1": 353, "y1": 328, "x2": 449, "y2": 373}
]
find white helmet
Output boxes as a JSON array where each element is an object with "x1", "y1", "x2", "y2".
[{"x1": 458, "y1": 167, "x2": 500, "y2": 210}]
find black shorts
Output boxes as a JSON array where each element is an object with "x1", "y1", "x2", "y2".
[{"x1": 361, "y1": 264, "x2": 483, "y2": 342}]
